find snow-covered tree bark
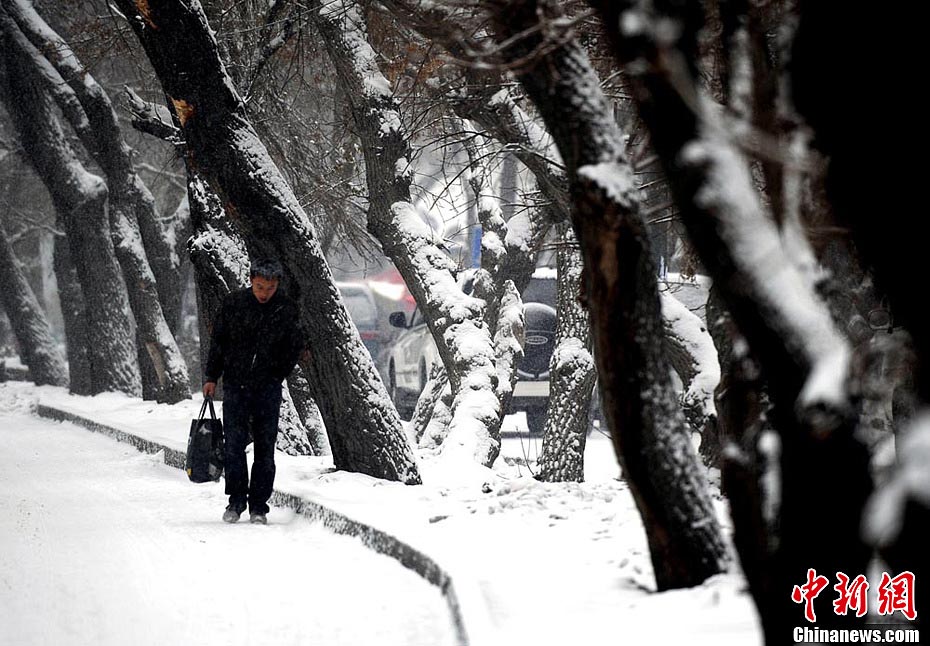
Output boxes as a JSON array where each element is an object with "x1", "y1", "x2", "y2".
[
  {"x1": 453, "y1": 86, "x2": 570, "y2": 225},
  {"x1": 186, "y1": 171, "x2": 250, "y2": 373},
  {"x1": 702, "y1": 284, "x2": 750, "y2": 466},
  {"x1": 186, "y1": 171, "x2": 313, "y2": 456},
  {"x1": 413, "y1": 362, "x2": 451, "y2": 446},
  {"x1": 0, "y1": 217, "x2": 67, "y2": 386},
  {"x1": 4, "y1": 0, "x2": 189, "y2": 403},
  {"x1": 382, "y1": 0, "x2": 725, "y2": 447},
  {"x1": 485, "y1": 0, "x2": 728, "y2": 589},
  {"x1": 410, "y1": 127, "x2": 529, "y2": 456},
  {"x1": 284, "y1": 367, "x2": 331, "y2": 457},
  {"x1": 594, "y1": 0, "x2": 872, "y2": 634},
  {"x1": 537, "y1": 226, "x2": 596, "y2": 483},
  {"x1": 8, "y1": 0, "x2": 181, "y2": 328},
  {"x1": 113, "y1": 0, "x2": 419, "y2": 483},
  {"x1": 457, "y1": 128, "x2": 525, "y2": 446},
  {"x1": 310, "y1": 0, "x2": 515, "y2": 468},
  {"x1": 0, "y1": 314, "x2": 9, "y2": 357},
  {"x1": 119, "y1": 2, "x2": 332, "y2": 458},
  {"x1": 380, "y1": 0, "x2": 565, "y2": 284},
  {"x1": 660, "y1": 289, "x2": 720, "y2": 464},
  {"x1": 52, "y1": 231, "x2": 92, "y2": 395},
  {"x1": 792, "y1": 1, "x2": 928, "y2": 624},
  {"x1": 406, "y1": 111, "x2": 549, "y2": 445},
  {"x1": 460, "y1": 128, "x2": 527, "y2": 338},
  {"x1": 0, "y1": 9, "x2": 141, "y2": 397},
  {"x1": 327, "y1": 0, "x2": 572, "y2": 464}
]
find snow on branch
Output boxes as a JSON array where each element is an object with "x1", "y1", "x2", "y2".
[
  {"x1": 487, "y1": 89, "x2": 564, "y2": 170},
  {"x1": 0, "y1": 8, "x2": 91, "y2": 139},
  {"x1": 314, "y1": 0, "x2": 515, "y2": 467},
  {"x1": 865, "y1": 410, "x2": 930, "y2": 548},
  {"x1": 319, "y1": 0, "x2": 393, "y2": 101},
  {"x1": 680, "y1": 117, "x2": 852, "y2": 420},
  {"x1": 124, "y1": 86, "x2": 182, "y2": 144},
  {"x1": 455, "y1": 82, "x2": 571, "y2": 223},
  {"x1": 379, "y1": 0, "x2": 570, "y2": 225},
  {"x1": 660, "y1": 289, "x2": 720, "y2": 424}
]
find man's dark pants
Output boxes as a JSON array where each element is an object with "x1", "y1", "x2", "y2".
[{"x1": 222, "y1": 383, "x2": 282, "y2": 515}]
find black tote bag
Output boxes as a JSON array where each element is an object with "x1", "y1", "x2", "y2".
[{"x1": 186, "y1": 397, "x2": 224, "y2": 483}]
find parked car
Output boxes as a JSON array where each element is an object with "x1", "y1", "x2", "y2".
[
  {"x1": 385, "y1": 307, "x2": 441, "y2": 418},
  {"x1": 336, "y1": 282, "x2": 386, "y2": 363},
  {"x1": 386, "y1": 269, "x2": 558, "y2": 433}
]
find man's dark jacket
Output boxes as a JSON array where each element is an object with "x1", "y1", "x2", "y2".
[{"x1": 204, "y1": 288, "x2": 304, "y2": 387}]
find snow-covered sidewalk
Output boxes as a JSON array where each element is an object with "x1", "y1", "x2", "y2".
[
  {"x1": 0, "y1": 410, "x2": 456, "y2": 646},
  {"x1": 0, "y1": 382, "x2": 762, "y2": 644}
]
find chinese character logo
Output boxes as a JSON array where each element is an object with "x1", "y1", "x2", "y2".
[
  {"x1": 792, "y1": 569, "x2": 917, "y2": 622},
  {"x1": 833, "y1": 572, "x2": 869, "y2": 617},
  {"x1": 877, "y1": 571, "x2": 916, "y2": 621},
  {"x1": 792, "y1": 568, "x2": 829, "y2": 622}
]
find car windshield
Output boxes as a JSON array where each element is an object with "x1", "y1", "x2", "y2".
[
  {"x1": 342, "y1": 291, "x2": 377, "y2": 327},
  {"x1": 522, "y1": 276, "x2": 556, "y2": 307}
]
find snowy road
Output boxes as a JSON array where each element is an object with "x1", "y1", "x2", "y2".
[{"x1": 0, "y1": 412, "x2": 457, "y2": 646}]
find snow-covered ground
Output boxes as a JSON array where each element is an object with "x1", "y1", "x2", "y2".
[
  {"x1": 0, "y1": 382, "x2": 762, "y2": 645},
  {"x1": 0, "y1": 409, "x2": 456, "y2": 646}
]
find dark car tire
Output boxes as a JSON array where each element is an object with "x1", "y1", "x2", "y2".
[
  {"x1": 525, "y1": 407, "x2": 547, "y2": 435},
  {"x1": 390, "y1": 361, "x2": 417, "y2": 421},
  {"x1": 389, "y1": 362, "x2": 405, "y2": 417},
  {"x1": 519, "y1": 303, "x2": 557, "y2": 379}
]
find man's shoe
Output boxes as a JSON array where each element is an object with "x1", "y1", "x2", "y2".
[
  {"x1": 223, "y1": 507, "x2": 242, "y2": 523},
  {"x1": 249, "y1": 512, "x2": 267, "y2": 525}
]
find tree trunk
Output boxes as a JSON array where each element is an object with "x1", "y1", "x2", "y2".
[
  {"x1": 186, "y1": 170, "x2": 313, "y2": 456},
  {"x1": 792, "y1": 1, "x2": 928, "y2": 625},
  {"x1": 499, "y1": 153, "x2": 519, "y2": 221},
  {"x1": 276, "y1": 383, "x2": 315, "y2": 456},
  {"x1": 6, "y1": 0, "x2": 182, "y2": 331},
  {"x1": 187, "y1": 170, "x2": 251, "y2": 380},
  {"x1": 0, "y1": 10, "x2": 141, "y2": 397},
  {"x1": 0, "y1": 218, "x2": 67, "y2": 386},
  {"x1": 418, "y1": 379, "x2": 454, "y2": 452},
  {"x1": 660, "y1": 289, "x2": 721, "y2": 466},
  {"x1": 285, "y1": 366, "x2": 331, "y2": 457},
  {"x1": 52, "y1": 230, "x2": 92, "y2": 395},
  {"x1": 382, "y1": 0, "x2": 723, "y2": 449},
  {"x1": 594, "y1": 1, "x2": 872, "y2": 633},
  {"x1": 701, "y1": 284, "x2": 746, "y2": 466},
  {"x1": 0, "y1": 312, "x2": 10, "y2": 355},
  {"x1": 489, "y1": 0, "x2": 728, "y2": 590},
  {"x1": 113, "y1": 0, "x2": 419, "y2": 483},
  {"x1": 412, "y1": 362, "x2": 449, "y2": 446},
  {"x1": 5, "y1": 0, "x2": 189, "y2": 402},
  {"x1": 408, "y1": 118, "x2": 545, "y2": 448},
  {"x1": 537, "y1": 225, "x2": 596, "y2": 483},
  {"x1": 310, "y1": 0, "x2": 514, "y2": 468}
]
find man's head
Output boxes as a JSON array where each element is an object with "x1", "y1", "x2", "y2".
[{"x1": 250, "y1": 258, "x2": 284, "y2": 304}]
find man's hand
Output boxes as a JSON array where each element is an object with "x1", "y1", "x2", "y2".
[{"x1": 203, "y1": 381, "x2": 217, "y2": 398}]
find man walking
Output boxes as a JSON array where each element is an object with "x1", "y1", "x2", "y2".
[{"x1": 203, "y1": 259, "x2": 304, "y2": 524}]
